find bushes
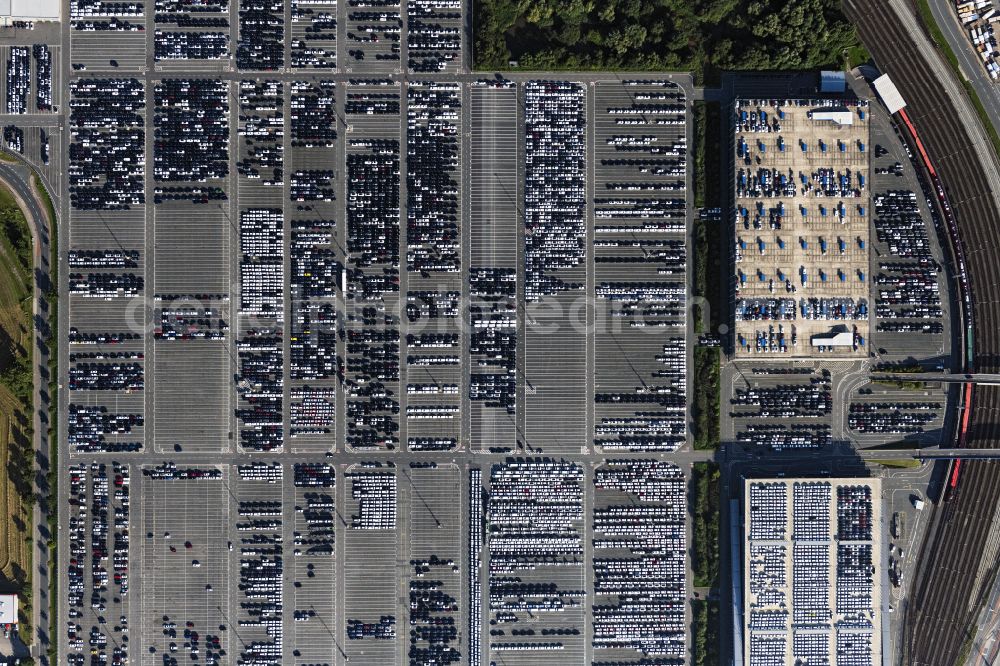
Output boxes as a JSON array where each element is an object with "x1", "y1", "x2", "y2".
[
  {"x1": 691, "y1": 462, "x2": 720, "y2": 589},
  {"x1": 693, "y1": 101, "x2": 723, "y2": 335},
  {"x1": 692, "y1": 599, "x2": 720, "y2": 666},
  {"x1": 693, "y1": 347, "x2": 720, "y2": 450}
]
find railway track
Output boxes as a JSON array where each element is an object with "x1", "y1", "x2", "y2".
[{"x1": 844, "y1": 1, "x2": 1000, "y2": 663}]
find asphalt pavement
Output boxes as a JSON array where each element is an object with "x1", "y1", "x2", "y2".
[{"x1": 926, "y1": 0, "x2": 1000, "y2": 141}]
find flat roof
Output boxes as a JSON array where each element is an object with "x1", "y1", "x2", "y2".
[
  {"x1": 872, "y1": 74, "x2": 906, "y2": 114},
  {"x1": 811, "y1": 329, "x2": 855, "y2": 347},
  {"x1": 0, "y1": 595, "x2": 17, "y2": 624},
  {"x1": 820, "y1": 71, "x2": 847, "y2": 93},
  {"x1": 743, "y1": 478, "x2": 883, "y2": 666},
  {"x1": 2, "y1": 0, "x2": 59, "y2": 19}
]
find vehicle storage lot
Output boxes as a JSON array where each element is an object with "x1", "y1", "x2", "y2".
[
  {"x1": 867, "y1": 111, "x2": 950, "y2": 361},
  {"x1": 468, "y1": 82, "x2": 519, "y2": 453},
  {"x1": 343, "y1": 464, "x2": 399, "y2": 665},
  {"x1": 60, "y1": 20, "x2": 702, "y2": 661},
  {"x1": 728, "y1": 365, "x2": 834, "y2": 452},
  {"x1": 139, "y1": 465, "x2": 230, "y2": 665},
  {"x1": 592, "y1": 79, "x2": 688, "y2": 453}
]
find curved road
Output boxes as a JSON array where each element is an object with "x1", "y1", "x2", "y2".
[
  {"x1": 0, "y1": 160, "x2": 53, "y2": 663},
  {"x1": 926, "y1": 0, "x2": 1000, "y2": 137}
]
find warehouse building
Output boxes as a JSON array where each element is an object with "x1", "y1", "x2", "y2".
[
  {"x1": 0, "y1": 0, "x2": 59, "y2": 20},
  {"x1": 733, "y1": 98, "x2": 871, "y2": 357},
  {"x1": 742, "y1": 477, "x2": 884, "y2": 666}
]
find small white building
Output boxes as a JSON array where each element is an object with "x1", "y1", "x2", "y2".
[
  {"x1": 809, "y1": 108, "x2": 855, "y2": 126},
  {"x1": 0, "y1": 594, "x2": 17, "y2": 625},
  {"x1": 0, "y1": 0, "x2": 60, "y2": 21}
]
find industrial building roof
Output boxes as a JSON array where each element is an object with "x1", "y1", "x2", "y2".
[
  {"x1": 0, "y1": 0, "x2": 60, "y2": 19},
  {"x1": 872, "y1": 74, "x2": 907, "y2": 115},
  {"x1": 742, "y1": 478, "x2": 884, "y2": 666},
  {"x1": 0, "y1": 595, "x2": 17, "y2": 625},
  {"x1": 820, "y1": 71, "x2": 847, "y2": 93}
]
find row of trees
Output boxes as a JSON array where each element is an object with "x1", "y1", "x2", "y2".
[{"x1": 474, "y1": 0, "x2": 864, "y2": 75}]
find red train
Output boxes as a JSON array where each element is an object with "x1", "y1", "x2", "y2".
[{"x1": 895, "y1": 108, "x2": 974, "y2": 499}]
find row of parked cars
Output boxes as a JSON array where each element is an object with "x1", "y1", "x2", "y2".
[
  {"x1": 154, "y1": 0, "x2": 230, "y2": 60},
  {"x1": 154, "y1": 79, "x2": 230, "y2": 188},
  {"x1": 67, "y1": 463, "x2": 130, "y2": 666},
  {"x1": 737, "y1": 422, "x2": 833, "y2": 451},
  {"x1": 593, "y1": 81, "x2": 689, "y2": 453},
  {"x1": 69, "y1": 404, "x2": 143, "y2": 453},
  {"x1": 70, "y1": 78, "x2": 145, "y2": 210},
  {"x1": 238, "y1": 79, "x2": 284, "y2": 184},
  {"x1": 731, "y1": 379, "x2": 832, "y2": 419},
  {"x1": 349, "y1": 470, "x2": 396, "y2": 529},
  {"x1": 407, "y1": 0, "x2": 461, "y2": 72},
  {"x1": 6, "y1": 47, "x2": 28, "y2": 114},
  {"x1": 405, "y1": 82, "x2": 461, "y2": 450},
  {"x1": 872, "y1": 188, "x2": 945, "y2": 340},
  {"x1": 469, "y1": 269, "x2": 516, "y2": 421},
  {"x1": 291, "y1": 0, "x2": 336, "y2": 68},
  {"x1": 591, "y1": 460, "x2": 687, "y2": 656},
  {"x1": 848, "y1": 401, "x2": 941, "y2": 434},
  {"x1": 237, "y1": 0, "x2": 284, "y2": 70},
  {"x1": 69, "y1": 271, "x2": 143, "y2": 298},
  {"x1": 524, "y1": 81, "x2": 586, "y2": 302},
  {"x1": 290, "y1": 387, "x2": 336, "y2": 437},
  {"x1": 345, "y1": 101, "x2": 401, "y2": 449},
  {"x1": 2, "y1": 124, "x2": 22, "y2": 155},
  {"x1": 293, "y1": 463, "x2": 335, "y2": 559},
  {"x1": 288, "y1": 79, "x2": 339, "y2": 442},
  {"x1": 236, "y1": 464, "x2": 285, "y2": 664},
  {"x1": 236, "y1": 328, "x2": 284, "y2": 451},
  {"x1": 408, "y1": 555, "x2": 460, "y2": 664},
  {"x1": 488, "y1": 459, "x2": 584, "y2": 651},
  {"x1": 155, "y1": 30, "x2": 229, "y2": 60},
  {"x1": 346, "y1": 2, "x2": 401, "y2": 65}
]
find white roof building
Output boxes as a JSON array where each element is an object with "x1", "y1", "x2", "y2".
[
  {"x1": 743, "y1": 478, "x2": 884, "y2": 666},
  {"x1": 810, "y1": 109, "x2": 855, "y2": 126},
  {"x1": 0, "y1": 0, "x2": 60, "y2": 20},
  {"x1": 872, "y1": 74, "x2": 907, "y2": 115},
  {"x1": 0, "y1": 595, "x2": 17, "y2": 625}
]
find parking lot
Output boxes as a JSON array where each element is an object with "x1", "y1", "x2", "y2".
[
  {"x1": 592, "y1": 459, "x2": 688, "y2": 660},
  {"x1": 469, "y1": 82, "x2": 518, "y2": 453},
  {"x1": 140, "y1": 465, "x2": 230, "y2": 665},
  {"x1": 344, "y1": 0, "x2": 402, "y2": 74},
  {"x1": 406, "y1": 464, "x2": 462, "y2": 665},
  {"x1": 290, "y1": 463, "x2": 337, "y2": 665},
  {"x1": 728, "y1": 365, "x2": 834, "y2": 451},
  {"x1": 407, "y1": 0, "x2": 463, "y2": 73},
  {"x1": 733, "y1": 98, "x2": 871, "y2": 357},
  {"x1": 867, "y1": 108, "x2": 950, "y2": 362},
  {"x1": 405, "y1": 82, "x2": 462, "y2": 452},
  {"x1": 59, "y1": 8, "x2": 711, "y2": 657},
  {"x1": 66, "y1": 462, "x2": 131, "y2": 666},
  {"x1": 291, "y1": 0, "x2": 336, "y2": 69},
  {"x1": 69, "y1": 0, "x2": 146, "y2": 72},
  {"x1": 154, "y1": 0, "x2": 230, "y2": 69},
  {"x1": 343, "y1": 464, "x2": 398, "y2": 665},
  {"x1": 592, "y1": 79, "x2": 688, "y2": 453},
  {"x1": 344, "y1": 81, "x2": 403, "y2": 452},
  {"x1": 487, "y1": 458, "x2": 586, "y2": 664},
  {"x1": 522, "y1": 81, "x2": 588, "y2": 455}
]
